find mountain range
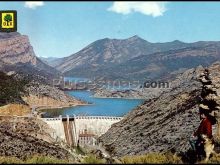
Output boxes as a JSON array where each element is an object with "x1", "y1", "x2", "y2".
[
  {"x1": 42, "y1": 35, "x2": 220, "y2": 82},
  {"x1": 2, "y1": 31, "x2": 220, "y2": 162}
]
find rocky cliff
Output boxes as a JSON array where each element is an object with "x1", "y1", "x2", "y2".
[
  {"x1": 0, "y1": 32, "x2": 83, "y2": 110},
  {"x1": 0, "y1": 32, "x2": 37, "y2": 65},
  {"x1": 0, "y1": 32, "x2": 59, "y2": 80},
  {"x1": 99, "y1": 62, "x2": 220, "y2": 157}
]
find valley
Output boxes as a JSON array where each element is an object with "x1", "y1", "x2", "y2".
[{"x1": 2, "y1": 31, "x2": 220, "y2": 164}]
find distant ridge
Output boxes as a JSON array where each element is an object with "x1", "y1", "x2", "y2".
[{"x1": 43, "y1": 35, "x2": 220, "y2": 81}]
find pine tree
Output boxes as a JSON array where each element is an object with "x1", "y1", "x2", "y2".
[{"x1": 198, "y1": 68, "x2": 220, "y2": 138}]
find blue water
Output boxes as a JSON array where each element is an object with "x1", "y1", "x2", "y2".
[{"x1": 43, "y1": 90, "x2": 144, "y2": 117}]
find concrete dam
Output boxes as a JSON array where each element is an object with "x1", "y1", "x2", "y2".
[{"x1": 42, "y1": 115, "x2": 122, "y2": 146}]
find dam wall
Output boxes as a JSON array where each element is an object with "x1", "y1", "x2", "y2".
[{"x1": 42, "y1": 115, "x2": 122, "y2": 146}]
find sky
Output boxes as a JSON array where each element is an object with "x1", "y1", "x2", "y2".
[{"x1": 0, "y1": 1, "x2": 220, "y2": 58}]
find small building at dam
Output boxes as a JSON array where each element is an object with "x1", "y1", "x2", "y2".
[{"x1": 42, "y1": 115, "x2": 122, "y2": 147}]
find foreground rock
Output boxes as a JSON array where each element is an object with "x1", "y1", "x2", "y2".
[
  {"x1": 99, "y1": 62, "x2": 220, "y2": 157},
  {"x1": 0, "y1": 116, "x2": 72, "y2": 160}
]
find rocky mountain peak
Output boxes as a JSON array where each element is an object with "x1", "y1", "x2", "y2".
[
  {"x1": 128, "y1": 35, "x2": 140, "y2": 39},
  {"x1": 0, "y1": 32, "x2": 21, "y2": 39},
  {"x1": 171, "y1": 40, "x2": 185, "y2": 44},
  {"x1": 127, "y1": 35, "x2": 148, "y2": 42},
  {"x1": 0, "y1": 32, "x2": 59, "y2": 80},
  {"x1": 0, "y1": 32, "x2": 37, "y2": 66}
]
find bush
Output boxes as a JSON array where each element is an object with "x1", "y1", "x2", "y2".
[
  {"x1": 0, "y1": 156, "x2": 23, "y2": 164},
  {"x1": 75, "y1": 146, "x2": 86, "y2": 155},
  {"x1": 25, "y1": 155, "x2": 69, "y2": 164},
  {"x1": 121, "y1": 152, "x2": 182, "y2": 164},
  {"x1": 203, "y1": 154, "x2": 220, "y2": 164},
  {"x1": 0, "y1": 155, "x2": 69, "y2": 164},
  {"x1": 82, "y1": 154, "x2": 105, "y2": 164}
]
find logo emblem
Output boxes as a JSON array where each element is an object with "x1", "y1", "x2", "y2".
[{"x1": 0, "y1": 10, "x2": 17, "y2": 32}]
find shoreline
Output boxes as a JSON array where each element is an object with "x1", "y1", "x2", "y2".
[
  {"x1": 34, "y1": 90, "x2": 145, "y2": 117},
  {"x1": 68, "y1": 88, "x2": 145, "y2": 100},
  {"x1": 92, "y1": 95, "x2": 145, "y2": 100},
  {"x1": 35, "y1": 102, "x2": 90, "y2": 112}
]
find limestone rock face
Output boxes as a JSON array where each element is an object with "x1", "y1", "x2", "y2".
[
  {"x1": 0, "y1": 32, "x2": 37, "y2": 65},
  {"x1": 99, "y1": 62, "x2": 220, "y2": 157},
  {"x1": 0, "y1": 32, "x2": 59, "y2": 80}
]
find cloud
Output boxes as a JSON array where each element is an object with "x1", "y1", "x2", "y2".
[
  {"x1": 24, "y1": 1, "x2": 44, "y2": 9},
  {"x1": 108, "y1": 2, "x2": 168, "y2": 17}
]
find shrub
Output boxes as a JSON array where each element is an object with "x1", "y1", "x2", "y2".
[
  {"x1": 25, "y1": 155, "x2": 69, "y2": 164},
  {"x1": 0, "y1": 72, "x2": 28, "y2": 106},
  {"x1": 202, "y1": 154, "x2": 220, "y2": 164},
  {"x1": 82, "y1": 154, "x2": 105, "y2": 164},
  {"x1": 0, "y1": 155, "x2": 69, "y2": 164},
  {"x1": 75, "y1": 146, "x2": 86, "y2": 155},
  {"x1": 121, "y1": 152, "x2": 182, "y2": 164},
  {"x1": 0, "y1": 156, "x2": 23, "y2": 164}
]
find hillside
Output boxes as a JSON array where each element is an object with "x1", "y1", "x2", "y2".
[
  {"x1": 52, "y1": 35, "x2": 220, "y2": 81},
  {"x1": 39, "y1": 57, "x2": 65, "y2": 68},
  {"x1": 0, "y1": 116, "x2": 71, "y2": 160},
  {"x1": 0, "y1": 71, "x2": 28, "y2": 106},
  {"x1": 101, "y1": 44, "x2": 220, "y2": 81},
  {"x1": 55, "y1": 36, "x2": 190, "y2": 74},
  {"x1": 0, "y1": 32, "x2": 84, "y2": 110},
  {"x1": 99, "y1": 62, "x2": 220, "y2": 157}
]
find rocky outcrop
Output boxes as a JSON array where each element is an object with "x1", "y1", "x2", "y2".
[
  {"x1": 0, "y1": 116, "x2": 71, "y2": 160},
  {"x1": 99, "y1": 62, "x2": 220, "y2": 157},
  {"x1": 94, "y1": 89, "x2": 146, "y2": 99},
  {"x1": 0, "y1": 32, "x2": 37, "y2": 65},
  {"x1": 0, "y1": 32, "x2": 59, "y2": 80},
  {"x1": 93, "y1": 88, "x2": 164, "y2": 100},
  {"x1": 23, "y1": 83, "x2": 85, "y2": 109}
]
